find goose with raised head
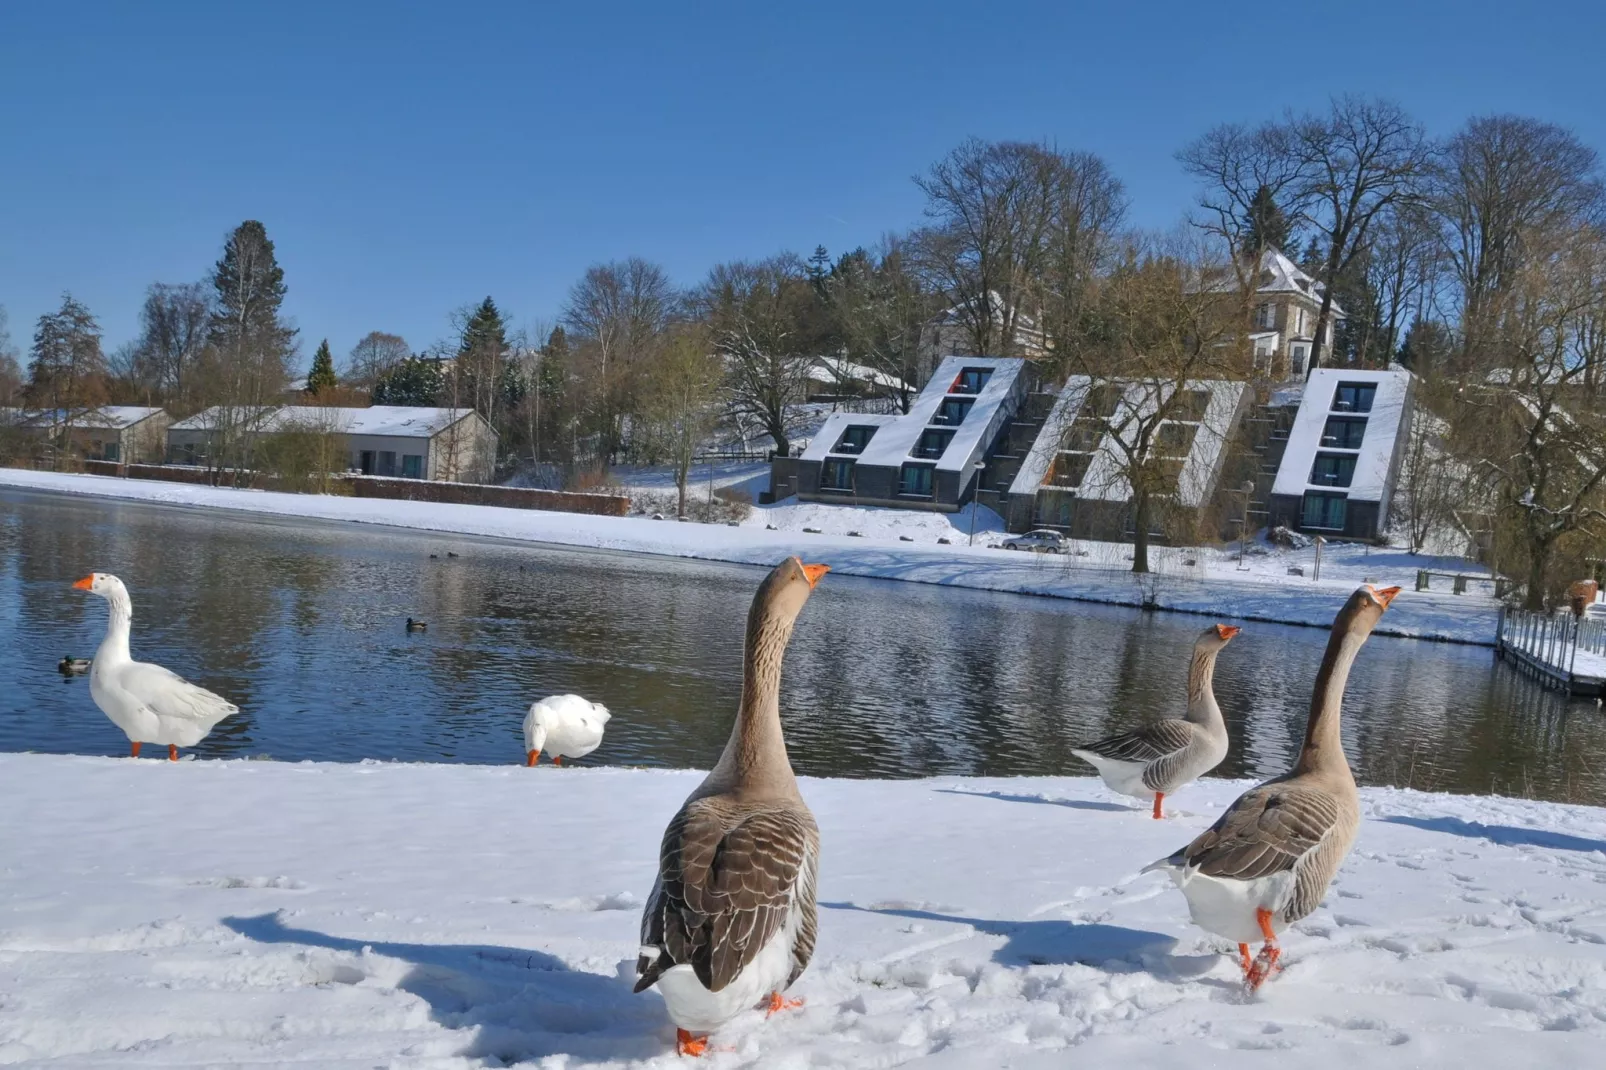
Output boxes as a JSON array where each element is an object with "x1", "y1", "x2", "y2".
[
  {"x1": 523, "y1": 694, "x2": 610, "y2": 766},
  {"x1": 634, "y1": 557, "x2": 829, "y2": 1057},
  {"x1": 1146, "y1": 584, "x2": 1400, "y2": 991},
  {"x1": 72, "y1": 573, "x2": 239, "y2": 760},
  {"x1": 1072, "y1": 623, "x2": 1240, "y2": 819}
]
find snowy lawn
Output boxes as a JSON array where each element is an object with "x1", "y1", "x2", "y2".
[
  {"x1": 2, "y1": 755, "x2": 1603, "y2": 1067},
  {"x1": 0, "y1": 468, "x2": 1498, "y2": 644}
]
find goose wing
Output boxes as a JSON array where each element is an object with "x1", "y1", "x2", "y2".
[
  {"x1": 1077, "y1": 719, "x2": 1197, "y2": 765},
  {"x1": 115, "y1": 661, "x2": 238, "y2": 725},
  {"x1": 635, "y1": 798, "x2": 818, "y2": 994},
  {"x1": 1167, "y1": 781, "x2": 1341, "y2": 882}
]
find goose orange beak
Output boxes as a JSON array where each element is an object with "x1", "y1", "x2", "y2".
[
  {"x1": 72, "y1": 576, "x2": 94, "y2": 590},
  {"x1": 1374, "y1": 585, "x2": 1402, "y2": 608},
  {"x1": 801, "y1": 563, "x2": 830, "y2": 588},
  {"x1": 1215, "y1": 624, "x2": 1241, "y2": 640}
]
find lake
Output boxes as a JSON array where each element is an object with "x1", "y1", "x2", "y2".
[{"x1": 2, "y1": 487, "x2": 1603, "y2": 805}]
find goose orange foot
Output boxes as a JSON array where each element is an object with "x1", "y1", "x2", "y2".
[
  {"x1": 676, "y1": 1029, "x2": 709, "y2": 1057},
  {"x1": 1152, "y1": 792, "x2": 1165, "y2": 820},
  {"x1": 1246, "y1": 944, "x2": 1282, "y2": 990},
  {"x1": 526, "y1": 749, "x2": 540, "y2": 766},
  {"x1": 1237, "y1": 943, "x2": 1254, "y2": 979},
  {"x1": 765, "y1": 991, "x2": 804, "y2": 1017},
  {"x1": 168, "y1": 744, "x2": 178, "y2": 762},
  {"x1": 130, "y1": 741, "x2": 141, "y2": 758}
]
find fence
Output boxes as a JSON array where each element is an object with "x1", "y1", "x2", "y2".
[{"x1": 1494, "y1": 607, "x2": 1606, "y2": 697}]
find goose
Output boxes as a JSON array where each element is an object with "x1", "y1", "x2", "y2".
[
  {"x1": 524, "y1": 694, "x2": 611, "y2": 766},
  {"x1": 405, "y1": 617, "x2": 427, "y2": 632},
  {"x1": 59, "y1": 655, "x2": 91, "y2": 675},
  {"x1": 634, "y1": 557, "x2": 829, "y2": 1057},
  {"x1": 1072, "y1": 623, "x2": 1240, "y2": 819},
  {"x1": 1145, "y1": 584, "x2": 1399, "y2": 990},
  {"x1": 72, "y1": 573, "x2": 239, "y2": 760}
]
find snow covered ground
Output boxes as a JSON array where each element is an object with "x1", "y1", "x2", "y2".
[
  {"x1": 1, "y1": 755, "x2": 1602, "y2": 1067},
  {"x1": 0, "y1": 468, "x2": 1500, "y2": 644}
]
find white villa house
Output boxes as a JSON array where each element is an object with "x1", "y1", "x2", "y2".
[
  {"x1": 2, "y1": 406, "x2": 171, "y2": 463},
  {"x1": 167, "y1": 405, "x2": 498, "y2": 483},
  {"x1": 1198, "y1": 247, "x2": 1344, "y2": 381}
]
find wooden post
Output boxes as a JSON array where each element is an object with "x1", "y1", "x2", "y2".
[{"x1": 1313, "y1": 536, "x2": 1324, "y2": 583}]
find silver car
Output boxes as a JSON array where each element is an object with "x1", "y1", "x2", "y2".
[{"x1": 1002, "y1": 529, "x2": 1067, "y2": 553}]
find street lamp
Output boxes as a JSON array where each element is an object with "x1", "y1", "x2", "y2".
[
  {"x1": 968, "y1": 459, "x2": 987, "y2": 547},
  {"x1": 1237, "y1": 480, "x2": 1255, "y2": 570}
]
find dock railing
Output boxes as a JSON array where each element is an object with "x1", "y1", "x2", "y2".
[{"x1": 1495, "y1": 607, "x2": 1606, "y2": 696}]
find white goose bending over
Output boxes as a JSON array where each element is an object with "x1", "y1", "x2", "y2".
[
  {"x1": 1072, "y1": 623, "x2": 1239, "y2": 819},
  {"x1": 634, "y1": 557, "x2": 829, "y2": 1057},
  {"x1": 73, "y1": 573, "x2": 239, "y2": 760},
  {"x1": 523, "y1": 694, "x2": 610, "y2": 766},
  {"x1": 1146, "y1": 584, "x2": 1399, "y2": 991}
]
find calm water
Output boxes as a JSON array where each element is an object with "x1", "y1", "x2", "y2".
[{"x1": 2, "y1": 488, "x2": 1604, "y2": 804}]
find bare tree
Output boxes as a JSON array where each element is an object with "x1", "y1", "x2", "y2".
[
  {"x1": 693, "y1": 254, "x2": 816, "y2": 457},
  {"x1": 345, "y1": 331, "x2": 411, "y2": 389},
  {"x1": 1179, "y1": 121, "x2": 1308, "y2": 273},
  {"x1": 915, "y1": 139, "x2": 1123, "y2": 359},
  {"x1": 128, "y1": 282, "x2": 211, "y2": 410},
  {"x1": 562, "y1": 258, "x2": 676, "y2": 462},
  {"x1": 639, "y1": 324, "x2": 725, "y2": 516},
  {"x1": 1062, "y1": 235, "x2": 1245, "y2": 572},
  {"x1": 1455, "y1": 227, "x2": 1606, "y2": 607},
  {"x1": 1288, "y1": 97, "x2": 1430, "y2": 370},
  {"x1": 1427, "y1": 115, "x2": 1605, "y2": 372},
  {"x1": 0, "y1": 304, "x2": 21, "y2": 407}
]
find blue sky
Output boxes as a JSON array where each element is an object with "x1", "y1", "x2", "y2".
[{"x1": 2, "y1": 0, "x2": 1603, "y2": 370}]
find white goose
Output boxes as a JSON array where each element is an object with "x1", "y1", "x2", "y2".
[
  {"x1": 523, "y1": 694, "x2": 610, "y2": 766},
  {"x1": 635, "y1": 557, "x2": 828, "y2": 1057},
  {"x1": 72, "y1": 573, "x2": 239, "y2": 760}
]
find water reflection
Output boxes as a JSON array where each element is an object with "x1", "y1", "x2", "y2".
[{"x1": 2, "y1": 488, "x2": 1603, "y2": 805}]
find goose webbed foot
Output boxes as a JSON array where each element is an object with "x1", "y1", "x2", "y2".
[
  {"x1": 130, "y1": 741, "x2": 141, "y2": 758},
  {"x1": 676, "y1": 1029, "x2": 709, "y2": 1057},
  {"x1": 168, "y1": 744, "x2": 179, "y2": 762},
  {"x1": 526, "y1": 749, "x2": 540, "y2": 766},
  {"x1": 765, "y1": 991, "x2": 804, "y2": 1017}
]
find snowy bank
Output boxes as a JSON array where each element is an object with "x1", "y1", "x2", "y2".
[
  {"x1": 0, "y1": 468, "x2": 1499, "y2": 644},
  {"x1": 1, "y1": 755, "x2": 1602, "y2": 1067}
]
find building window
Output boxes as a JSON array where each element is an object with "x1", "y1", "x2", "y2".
[
  {"x1": 1048, "y1": 453, "x2": 1091, "y2": 488},
  {"x1": 913, "y1": 428, "x2": 954, "y2": 459},
  {"x1": 951, "y1": 367, "x2": 993, "y2": 394},
  {"x1": 833, "y1": 425, "x2": 877, "y2": 455},
  {"x1": 898, "y1": 463, "x2": 935, "y2": 497},
  {"x1": 1294, "y1": 307, "x2": 1307, "y2": 336},
  {"x1": 1039, "y1": 489, "x2": 1075, "y2": 527},
  {"x1": 1254, "y1": 303, "x2": 1276, "y2": 329},
  {"x1": 377, "y1": 451, "x2": 397, "y2": 477},
  {"x1": 402, "y1": 454, "x2": 424, "y2": 479},
  {"x1": 1156, "y1": 422, "x2": 1198, "y2": 455},
  {"x1": 1290, "y1": 344, "x2": 1309, "y2": 377},
  {"x1": 1333, "y1": 382, "x2": 1376, "y2": 413},
  {"x1": 1169, "y1": 390, "x2": 1209, "y2": 422},
  {"x1": 1320, "y1": 417, "x2": 1367, "y2": 450},
  {"x1": 359, "y1": 450, "x2": 375, "y2": 475},
  {"x1": 933, "y1": 398, "x2": 973, "y2": 426},
  {"x1": 820, "y1": 458, "x2": 855, "y2": 491},
  {"x1": 1302, "y1": 492, "x2": 1348, "y2": 531},
  {"x1": 1310, "y1": 452, "x2": 1357, "y2": 487}
]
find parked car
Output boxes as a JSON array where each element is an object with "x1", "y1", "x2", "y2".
[{"x1": 1002, "y1": 529, "x2": 1067, "y2": 553}]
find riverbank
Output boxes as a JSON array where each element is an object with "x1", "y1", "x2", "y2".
[
  {"x1": 0, "y1": 468, "x2": 1501, "y2": 643},
  {"x1": 1, "y1": 754, "x2": 1601, "y2": 1067}
]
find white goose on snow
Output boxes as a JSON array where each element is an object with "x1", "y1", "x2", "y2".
[
  {"x1": 72, "y1": 573, "x2": 238, "y2": 760},
  {"x1": 523, "y1": 694, "x2": 610, "y2": 766}
]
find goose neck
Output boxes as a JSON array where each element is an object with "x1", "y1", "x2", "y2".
[
  {"x1": 1293, "y1": 623, "x2": 1364, "y2": 778},
  {"x1": 97, "y1": 590, "x2": 134, "y2": 663},
  {"x1": 709, "y1": 599, "x2": 799, "y2": 795},
  {"x1": 1183, "y1": 646, "x2": 1224, "y2": 732}
]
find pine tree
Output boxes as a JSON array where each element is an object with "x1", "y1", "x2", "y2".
[
  {"x1": 306, "y1": 339, "x2": 337, "y2": 395},
  {"x1": 373, "y1": 357, "x2": 444, "y2": 406},
  {"x1": 451, "y1": 296, "x2": 509, "y2": 421},
  {"x1": 1243, "y1": 185, "x2": 1292, "y2": 253},
  {"x1": 1298, "y1": 236, "x2": 1326, "y2": 277},
  {"x1": 807, "y1": 245, "x2": 832, "y2": 296},
  {"x1": 27, "y1": 294, "x2": 107, "y2": 462}
]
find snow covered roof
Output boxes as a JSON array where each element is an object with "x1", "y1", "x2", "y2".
[
  {"x1": 1012, "y1": 377, "x2": 1247, "y2": 508},
  {"x1": 172, "y1": 405, "x2": 480, "y2": 439},
  {"x1": 14, "y1": 406, "x2": 165, "y2": 431},
  {"x1": 807, "y1": 357, "x2": 907, "y2": 393},
  {"x1": 168, "y1": 406, "x2": 275, "y2": 431},
  {"x1": 1199, "y1": 247, "x2": 1346, "y2": 319},
  {"x1": 1272, "y1": 368, "x2": 1412, "y2": 504},
  {"x1": 854, "y1": 356, "x2": 1026, "y2": 473},
  {"x1": 799, "y1": 412, "x2": 901, "y2": 463}
]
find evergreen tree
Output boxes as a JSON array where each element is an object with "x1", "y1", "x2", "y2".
[
  {"x1": 1243, "y1": 184, "x2": 1292, "y2": 253},
  {"x1": 807, "y1": 244, "x2": 832, "y2": 296},
  {"x1": 305, "y1": 339, "x2": 337, "y2": 395},
  {"x1": 208, "y1": 221, "x2": 297, "y2": 368},
  {"x1": 27, "y1": 294, "x2": 107, "y2": 461},
  {"x1": 372, "y1": 357, "x2": 445, "y2": 406},
  {"x1": 458, "y1": 297, "x2": 507, "y2": 359},
  {"x1": 451, "y1": 296, "x2": 509, "y2": 421},
  {"x1": 1298, "y1": 236, "x2": 1326, "y2": 277}
]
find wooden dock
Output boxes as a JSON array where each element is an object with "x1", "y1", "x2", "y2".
[{"x1": 1494, "y1": 607, "x2": 1606, "y2": 698}]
